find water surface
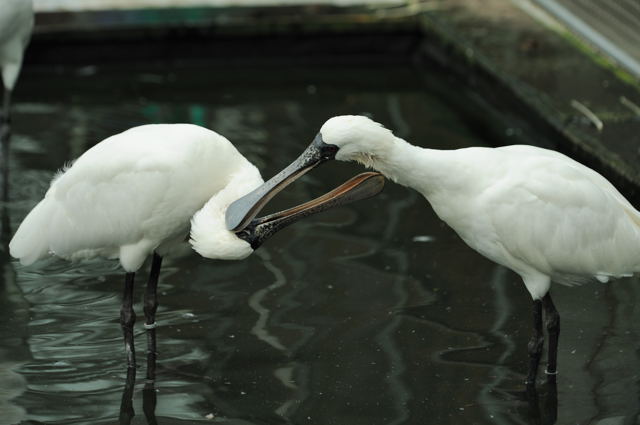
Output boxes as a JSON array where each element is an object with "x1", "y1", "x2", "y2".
[{"x1": 1, "y1": 60, "x2": 640, "y2": 425}]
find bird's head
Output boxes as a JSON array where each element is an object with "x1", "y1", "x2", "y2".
[
  {"x1": 320, "y1": 115, "x2": 396, "y2": 167},
  {"x1": 225, "y1": 115, "x2": 392, "y2": 232}
]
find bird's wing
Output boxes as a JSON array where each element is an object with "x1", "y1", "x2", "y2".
[
  {"x1": 486, "y1": 152, "x2": 640, "y2": 280},
  {"x1": 44, "y1": 151, "x2": 182, "y2": 259},
  {"x1": 10, "y1": 124, "x2": 246, "y2": 269}
]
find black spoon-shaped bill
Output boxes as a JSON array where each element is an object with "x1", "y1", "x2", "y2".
[{"x1": 236, "y1": 172, "x2": 384, "y2": 249}]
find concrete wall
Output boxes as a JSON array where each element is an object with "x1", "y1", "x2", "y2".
[{"x1": 34, "y1": 0, "x2": 405, "y2": 12}]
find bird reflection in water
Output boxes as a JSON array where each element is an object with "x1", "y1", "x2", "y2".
[
  {"x1": 119, "y1": 355, "x2": 158, "y2": 425},
  {"x1": 525, "y1": 378, "x2": 557, "y2": 425}
]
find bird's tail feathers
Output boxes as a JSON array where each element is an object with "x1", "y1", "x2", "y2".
[{"x1": 9, "y1": 199, "x2": 53, "y2": 265}]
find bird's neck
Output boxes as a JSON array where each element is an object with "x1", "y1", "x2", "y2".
[
  {"x1": 366, "y1": 137, "x2": 452, "y2": 196},
  {"x1": 189, "y1": 162, "x2": 262, "y2": 261}
]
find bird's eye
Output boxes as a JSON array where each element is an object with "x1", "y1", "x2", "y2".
[{"x1": 319, "y1": 143, "x2": 339, "y2": 160}]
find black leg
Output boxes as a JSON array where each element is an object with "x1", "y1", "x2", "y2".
[
  {"x1": 542, "y1": 293, "x2": 560, "y2": 377},
  {"x1": 526, "y1": 299, "x2": 544, "y2": 385},
  {"x1": 120, "y1": 272, "x2": 136, "y2": 368},
  {"x1": 1, "y1": 90, "x2": 11, "y2": 205},
  {"x1": 144, "y1": 253, "x2": 162, "y2": 382},
  {"x1": 1, "y1": 88, "x2": 11, "y2": 122},
  {"x1": 1, "y1": 122, "x2": 10, "y2": 204},
  {"x1": 1, "y1": 193, "x2": 11, "y2": 244}
]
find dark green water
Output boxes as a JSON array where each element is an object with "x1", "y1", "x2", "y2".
[{"x1": 2, "y1": 61, "x2": 640, "y2": 425}]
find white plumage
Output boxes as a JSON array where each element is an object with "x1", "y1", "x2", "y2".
[
  {"x1": 456, "y1": 145, "x2": 639, "y2": 295},
  {"x1": 10, "y1": 121, "x2": 385, "y2": 368},
  {"x1": 0, "y1": 0, "x2": 33, "y2": 95},
  {"x1": 246, "y1": 114, "x2": 640, "y2": 383},
  {"x1": 318, "y1": 116, "x2": 640, "y2": 299},
  {"x1": 10, "y1": 124, "x2": 260, "y2": 271}
]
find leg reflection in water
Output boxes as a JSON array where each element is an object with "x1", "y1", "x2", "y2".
[
  {"x1": 526, "y1": 377, "x2": 558, "y2": 425},
  {"x1": 119, "y1": 368, "x2": 136, "y2": 425},
  {"x1": 144, "y1": 253, "x2": 162, "y2": 383},
  {"x1": 143, "y1": 334, "x2": 159, "y2": 425},
  {"x1": 119, "y1": 355, "x2": 158, "y2": 425},
  {"x1": 143, "y1": 379, "x2": 158, "y2": 425}
]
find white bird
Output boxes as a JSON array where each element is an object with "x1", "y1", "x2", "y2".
[
  {"x1": 0, "y1": 0, "x2": 33, "y2": 122},
  {"x1": 9, "y1": 123, "x2": 384, "y2": 368},
  {"x1": 1, "y1": 0, "x2": 33, "y2": 202},
  {"x1": 227, "y1": 115, "x2": 640, "y2": 384}
]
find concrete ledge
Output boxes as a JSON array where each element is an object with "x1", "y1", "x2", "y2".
[
  {"x1": 26, "y1": 0, "x2": 640, "y2": 202},
  {"x1": 414, "y1": 0, "x2": 640, "y2": 202},
  {"x1": 33, "y1": 3, "x2": 415, "y2": 34},
  {"x1": 28, "y1": 4, "x2": 424, "y2": 68},
  {"x1": 33, "y1": 0, "x2": 403, "y2": 12}
]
